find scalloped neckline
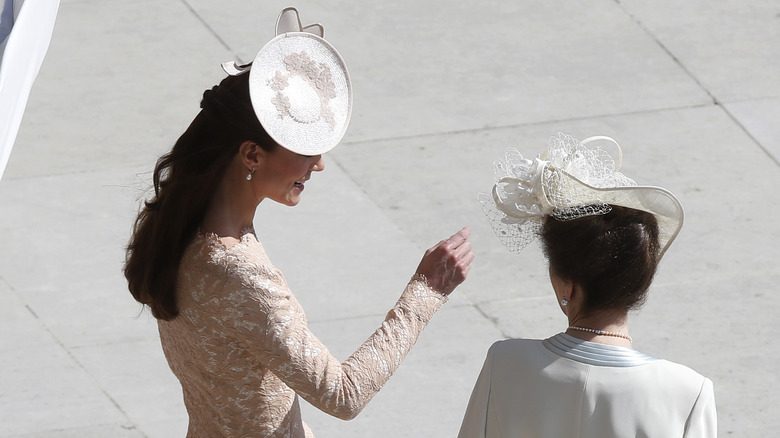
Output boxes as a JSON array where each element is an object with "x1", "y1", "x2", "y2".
[{"x1": 197, "y1": 227, "x2": 257, "y2": 251}]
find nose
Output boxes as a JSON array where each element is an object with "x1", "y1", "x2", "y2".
[{"x1": 311, "y1": 155, "x2": 325, "y2": 172}]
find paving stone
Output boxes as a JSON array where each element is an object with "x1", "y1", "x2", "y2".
[
  {"x1": 620, "y1": 0, "x2": 780, "y2": 102},
  {"x1": 725, "y1": 97, "x2": 780, "y2": 164}
]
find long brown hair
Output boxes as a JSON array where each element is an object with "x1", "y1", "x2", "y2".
[{"x1": 125, "y1": 72, "x2": 275, "y2": 320}]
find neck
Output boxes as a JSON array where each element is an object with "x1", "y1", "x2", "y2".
[
  {"x1": 201, "y1": 170, "x2": 259, "y2": 239},
  {"x1": 566, "y1": 309, "x2": 631, "y2": 347}
]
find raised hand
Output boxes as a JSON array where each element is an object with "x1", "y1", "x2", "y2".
[{"x1": 414, "y1": 227, "x2": 474, "y2": 296}]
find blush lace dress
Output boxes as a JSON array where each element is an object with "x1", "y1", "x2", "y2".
[{"x1": 158, "y1": 229, "x2": 446, "y2": 437}]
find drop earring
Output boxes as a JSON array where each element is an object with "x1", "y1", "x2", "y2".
[
  {"x1": 561, "y1": 298, "x2": 569, "y2": 307},
  {"x1": 246, "y1": 168, "x2": 255, "y2": 181}
]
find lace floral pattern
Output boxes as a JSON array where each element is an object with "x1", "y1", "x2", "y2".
[
  {"x1": 267, "y1": 50, "x2": 337, "y2": 129},
  {"x1": 158, "y1": 230, "x2": 446, "y2": 437}
]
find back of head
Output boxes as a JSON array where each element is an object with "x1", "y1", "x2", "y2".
[
  {"x1": 541, "y1": 205, "x2": 661, "y2": 315},
  {"x1": 125, "y1": 71, "x2": 276, "y2": 320}
]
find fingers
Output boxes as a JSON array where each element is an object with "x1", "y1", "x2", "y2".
[
  {"x1": 458, "y1": 246, "x2": 475, "y2": 267},
  {"x1": 428, "y1": 227, "x2": 471, "y2": 254},
  {"x1": 451, "y1": 243, "x2": 474, "y2": 282},
  {"x1": 443, "y1": 228, "x2": 473, "y2": 264},
  {"x1": 436, "y1": 227, "x2": 473, "y2": 263},
  {"x1": 445, "y1": 227, "x2": 471, "y2": 249},
  {"x1": 415, "y1": 226, "x2": 475, "y2": 296},
  {"x1": 452, "y1": 239, "x2": 473, "y2": 261}
]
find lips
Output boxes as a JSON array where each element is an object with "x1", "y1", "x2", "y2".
[{"x1": 293, "y1": 177, "x2": 308, "y2": 190}]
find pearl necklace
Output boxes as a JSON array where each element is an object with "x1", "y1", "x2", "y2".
[{"x1": 567, "y1": 326, "x2": 633, "y2": 343}]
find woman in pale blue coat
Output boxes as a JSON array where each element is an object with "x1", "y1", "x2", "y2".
[{"x1": 459, "y1": 133, "x2": 716, "y2": 437}]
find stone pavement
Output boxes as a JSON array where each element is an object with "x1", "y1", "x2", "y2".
[{"x1": 1, "y1": 0, "x2": 778, "y2": 436}]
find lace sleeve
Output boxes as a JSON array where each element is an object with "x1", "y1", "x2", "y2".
[{"x1": 222, "y1": 259, "x2": 447, "y2": 420}]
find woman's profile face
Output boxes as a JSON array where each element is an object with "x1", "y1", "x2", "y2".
[{"x1": 253, "y1": 146, "x2": 325, "y2": 206}]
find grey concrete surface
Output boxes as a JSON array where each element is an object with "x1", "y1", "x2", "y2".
[{"x1": 1, "y1": 0, "x2": 778, "y2": 436}]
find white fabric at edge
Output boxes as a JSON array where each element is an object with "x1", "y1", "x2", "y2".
[{"x1": 0, "y1": 0, "x2": 59, "y2": 180}]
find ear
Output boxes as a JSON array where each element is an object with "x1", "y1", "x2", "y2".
[
  {"x1": 561, "y1": 278, "x2": 575, "y2": 302},
  {"x1": 238, "y1": 141, "x2": 266, "y2": 169},
  {"x1": 550, "y1": 269, "x2": 574, "y2": 300},
  {"x1": 568, "y1": 281, "x2": 582, "y2": 303}
]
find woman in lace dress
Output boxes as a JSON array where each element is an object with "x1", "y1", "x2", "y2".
[
  {"x1": 459, "y1": 134, "x2": 716, "y2": 437},
  {"x1": 124, "y1": 10, "x2": 473, "y2": 437}
]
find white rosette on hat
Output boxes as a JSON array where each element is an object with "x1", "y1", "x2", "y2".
[
  {"x1": 222, "y1": 7, "x2": 351, "y2": 155},
  {"x1": 479, "y1": 133, "x2": 684, "y2": 258}
]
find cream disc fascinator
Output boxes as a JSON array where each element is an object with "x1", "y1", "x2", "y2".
[
  {"x1": 479, "y1": 133, "x2": 684, "y2": 259},
  {"x1": 222, "y1": 7, "x2": 352, "y2": 155}
]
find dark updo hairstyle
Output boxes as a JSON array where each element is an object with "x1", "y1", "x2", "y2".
[
  {"x1": 541, "y1": 205, "x2": 661, "y2": 315},
  {"x1": 124, "y1": 71, "x2": 276, "y2": 321}
]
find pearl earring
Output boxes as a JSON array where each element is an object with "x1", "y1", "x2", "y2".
[
  {"x1": 561, "y1": 298, "x2": 569, "y2": 307},
  {"x1": 246, "y1": 168, "x2": 255, "y2": 181}
]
